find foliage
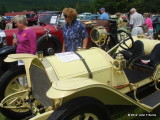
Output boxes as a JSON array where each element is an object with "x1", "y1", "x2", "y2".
[
  {"x1": 95, "y1": 0, "x2": 160, "y2": 14},
  {"x1": 0, "y1": 0, "x2": 95, "y2": 15},
  {"x1": 0, "y1": 0, "x2": 160, "y2": 16}
]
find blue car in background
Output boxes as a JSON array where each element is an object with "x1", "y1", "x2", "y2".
[{"x1": 78, "y1": 14, "x2": 100, "y2": 21}]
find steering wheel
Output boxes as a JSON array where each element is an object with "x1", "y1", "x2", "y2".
[{"x1": 117, "y1": 30, "x2": 134, "y2": 50}]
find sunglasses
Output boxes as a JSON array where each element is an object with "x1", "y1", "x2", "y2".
[{"x1": 64, "y1": 15, "x2": 68, "y2": 18}]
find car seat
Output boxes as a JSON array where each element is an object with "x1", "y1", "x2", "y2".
[
  {"x1": 132, "y1": 43, "x2": 160, "y2": 71},
  {"x1": 114, "y1": 40, "x2": 144, "y2": 64}
]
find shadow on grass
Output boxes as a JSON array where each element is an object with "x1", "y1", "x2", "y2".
[
  {"x1": 108, "y1": 105, "x2": 160, "y2": 120},
  {"x1": 0, "y1": 113, "x2": 11, "y2": 120}
]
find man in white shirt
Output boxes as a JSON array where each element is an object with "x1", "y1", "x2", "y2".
[{"x1": 129, "y1": 8, "x2": 144, "y2": 36}]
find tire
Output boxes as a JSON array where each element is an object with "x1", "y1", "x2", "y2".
[
  {"x1": 37, "y1": 34, "x2": 62, "y2": 56},
  {"x1": 48, "y1": 96, "x2": 112, "y2": 120},
  {"x1": 0, "y1": 46, "x2": 16, "y2": 76},
  {"x1": 0, "y1": 66, "x2": 31, "y2": 120}
]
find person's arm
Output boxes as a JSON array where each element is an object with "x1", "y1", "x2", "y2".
[
  {"x1": 27, "y1": 30, "x2": 37, "y2": 54},
  {"x1": 80, "y1": 23, "x2": 88, "y2": 49},
  {"x1": 130, "y1": 24, "x2": 133, "y2": 31},
  {"x1": 106, "y1": 13, "x2": 109, "y2": 20},
  {"x1": 12, "y1": 33, "x2": 18, "y2": 46},
  {"x1": 61, "y1": 29, "x2": 65, "y2": 52},
  {"x1": 144, "y1": 19, "x2": 147, "y2": 25},
  {"x1": 62, "y1": 41, "x2": 65, "y2": 52},
  {"x1": 129, "y1": 15, "x2": 133, "y2": 31},
  {"x1": 12, "y1": 38, "x2": 17, "y2": 46},
  {"x1": 82, "y1": 38, "x2": 88, "y2": 49}
]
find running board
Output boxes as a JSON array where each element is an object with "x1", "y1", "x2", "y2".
[{"x1": 140, "y1": 90, "x2": 160, "y2": 108}]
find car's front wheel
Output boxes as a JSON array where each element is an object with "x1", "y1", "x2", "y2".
[
  {"x1": 0, "y1": 66, "x2": 32, "y2": 119},
  {"x1": 48, "y1": 96, "x2": 112, "y2": 120}
]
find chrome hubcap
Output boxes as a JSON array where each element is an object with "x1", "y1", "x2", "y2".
[{"x1": 47, "y1": 47, "x2": 54, "y2": 55}]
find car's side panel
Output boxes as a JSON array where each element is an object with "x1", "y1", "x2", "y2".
[{"x1": 46, "y1": 78, "x2": 152, "y2": 112}]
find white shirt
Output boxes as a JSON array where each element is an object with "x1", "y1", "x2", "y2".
[{"x1": 130, "y1": 12, "x2": 144, "y2": 28}]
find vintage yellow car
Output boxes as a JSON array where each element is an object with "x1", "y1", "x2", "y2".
[{"x1": 0, "y1": 29, "x2": 160, "y2": 120}]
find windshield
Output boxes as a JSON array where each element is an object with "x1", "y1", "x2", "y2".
[
  {"x1": 37, "y1": 13, "x2": 66, "y2": 26},
  {"x1": 37, "y1": 14, "x2": 59, "y2": 24}
]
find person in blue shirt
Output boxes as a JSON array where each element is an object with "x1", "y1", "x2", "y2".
[
  {"x1": 99, "y1": 8, "x2": 109, "y2": 20},
  {"x1": 62, "y1": 8, "x2": 88, "y2": 52}
]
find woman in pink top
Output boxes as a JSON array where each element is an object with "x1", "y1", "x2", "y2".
[
  {"x1": 12, "y1": 15, "x2": 37, "y2": 86},
  {"x1": 144, "y1": 13, "x2": 153, "y2": 37},
  {"x1": 13, "y1": 15, "x2": 37, "y2": 54}
]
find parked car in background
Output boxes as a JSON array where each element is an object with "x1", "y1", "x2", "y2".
[
  {"x1": 78, "y1": 14, "x2": 100, "y2": 21},
  {"x1": 78, "y1": 12, "x2": 92, "y2": 20},
  {"x1": 81, "y1": 12, "x2": 92, "y2": 15}
]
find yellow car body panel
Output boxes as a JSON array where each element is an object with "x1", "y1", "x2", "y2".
[
  {"x1": 45, "y1": 48, "x2": 129, "y2": 86},
  {"x1": 46, "y1": 77, "x2": 152, "y2": 112},
  {"x1": 3, "y1": 37, "x2": 160, "y2": 120}
]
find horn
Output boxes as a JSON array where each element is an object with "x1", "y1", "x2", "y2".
[{"x1": 90, "y1": 26, "x2": 107, "y2": 47}]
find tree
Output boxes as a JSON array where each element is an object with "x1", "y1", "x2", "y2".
[
  {"x1": 94, "y1": 0, "x2": 160, "y2": 14},
  {"x1": 0, "y1": 5, "x2": 7, "y2": 15},
  {"x1": 95, "y1": 0, "x2": 129, "y2": 14}
]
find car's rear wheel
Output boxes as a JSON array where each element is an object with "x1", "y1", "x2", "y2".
[
  {"x1": 48, "y1": 97, "x2": 112, "y2": 120},
  {"x1": 0, "y1": 66, "x2": 32, "y2": 119}
]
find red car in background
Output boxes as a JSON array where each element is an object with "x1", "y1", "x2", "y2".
[
  {"x1": 0, "y1": 12, "x2": 119, "y2": 76},
  {"x1": 0, "y1": 13, "x2": 64, "y2": 76}
]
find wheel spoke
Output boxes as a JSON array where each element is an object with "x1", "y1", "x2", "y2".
[
  {"x1": 6, "y1": 81, "x2": 19, "y2": 93},
  {"x1": 124, "y1": 37, "x2": 130, "y2": 41},
  {"x1": 118, "y1": 34, "x2": 123, "y2": 42},
  {"x1": 72, "y1": 115, "x2": 81, "y2": 120},
  {"x1": 3, "y1": 73, "x2": 30, "y2": 113},
  {"x1": 79, "y1": 114, "x2": 85, "y2": 120},
  {"x1": 124, "y1": 42, "x2": 129, "y2": 48},
  {"x1": 84, "y1": 114, "x2": 90, "y2": 120},
  {"x1": 9, "y1": 97, "x2": 19, "y2": 105},
  {"x1": 72, "y1": 113, "x2": 99, "y2": 120}
]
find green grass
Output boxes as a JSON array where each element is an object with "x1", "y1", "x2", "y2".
[
  {"x1": 1, "y1": 106, "x2": 160, "y2": 120},
  {"x1": 0, "y1": 113, "x2": 10, "y2": 120},
  {"x1": 111, "y1": 105, "x2": 160, "y2": 120}
]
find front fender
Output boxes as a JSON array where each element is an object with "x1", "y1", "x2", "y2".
[
  {"x1": 47, "y1": 78, "x2": 104, "y2": 99},
  {"x1": 5, "y1": 54, "x2": 38, "y2": 87},
  {"x1": 47, "y1": 78, "x2": 152, "y2": 112},
  {"x1": 4, "y1": 53, "x2": 37, "y2": 62}
]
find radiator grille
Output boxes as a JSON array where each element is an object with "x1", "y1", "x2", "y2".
[{"x1": 30, "y1": 65, "x2": 53, "y2": 107}]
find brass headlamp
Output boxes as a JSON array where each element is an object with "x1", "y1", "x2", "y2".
[
  {"x1": 113, "y1": 53, "x2": 126, "y2": 74},
  {"x1": 90, "y1": 26, "x2": 107, "y2": 47}
]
